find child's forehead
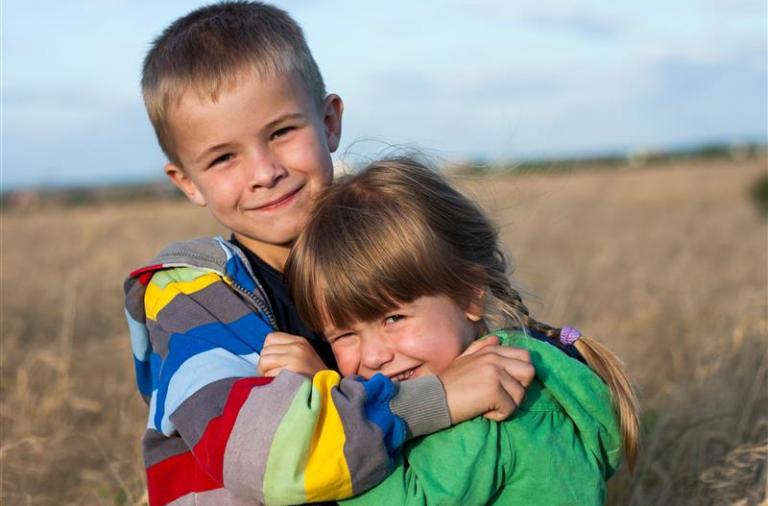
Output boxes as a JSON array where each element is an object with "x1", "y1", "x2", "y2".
[
  {"x1": 181, "y1": 79, "x2": 239, "y2": 106},
  {"x1": 164, "y1": 67, "x2": 317, "y2": 144},
  {"x1": 173, "y1": 67, "x2": 281, "y2": 107}
]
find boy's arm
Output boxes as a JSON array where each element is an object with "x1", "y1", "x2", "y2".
[
  {"x1": 341, "y1": 418, "x2": 507, "y2": 506},
  {"x1": 127, "y1": 267, "x2": 451, "y2": 505}
]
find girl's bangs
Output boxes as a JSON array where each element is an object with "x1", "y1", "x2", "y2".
[{"x1": 309, "y1": 232, "x2": 442, "y2": 331}]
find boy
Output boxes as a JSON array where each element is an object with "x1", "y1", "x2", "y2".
[{"x1": 124, "y1": 2, "x2": 534, "y2": 505}]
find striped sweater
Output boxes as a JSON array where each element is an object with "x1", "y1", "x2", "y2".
[{"x1": 124, "y1": 237, "x2": 451, "y2": 505}]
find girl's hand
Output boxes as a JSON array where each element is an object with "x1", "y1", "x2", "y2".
[
  {"x1": 257, "y1": 332, "x2": 327, "y2": 378},
  {"x1": 438, "y1": 336, "x2": 535, "y2": 423}
]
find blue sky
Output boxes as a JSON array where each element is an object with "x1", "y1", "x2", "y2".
[{"x1": 2, "y1": 0, "x2": 766, "y2": 189}]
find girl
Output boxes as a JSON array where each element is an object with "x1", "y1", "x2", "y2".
[{"x1": 283, "y1": 156, "x2": 639, "y2": 505}]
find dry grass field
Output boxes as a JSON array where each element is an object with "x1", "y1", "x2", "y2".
[{"x1": 1, "y1": 156, "x2": 766, "y2": 505}]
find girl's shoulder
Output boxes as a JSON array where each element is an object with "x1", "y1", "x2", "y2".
[
  {"x1": 490, "y1": 328, "x2": 562, "y2": 353},
  {"x1": 491, "y1": 328, "x2": 534, "y2": 346},
  {"x1": 487, "y1": 328, "x2": 604, "y2": 391},
  {"x1": 493, "y1": 328, "x2": 586, "y2": 362},
  {"x1": 487, "y1": 328, "x2": 624, "y2": 477}
]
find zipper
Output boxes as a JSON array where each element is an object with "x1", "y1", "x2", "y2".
[{"x1": 229, "y1": 277, "x2": 278, "y2": 330}]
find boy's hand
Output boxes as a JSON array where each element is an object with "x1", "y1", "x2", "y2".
[
  {"x1": 438, "y1": 336, "x2": 535, "y2": 423},
  {"x1": 258, "y1": 332, "x2": 327, "y2": 378}
]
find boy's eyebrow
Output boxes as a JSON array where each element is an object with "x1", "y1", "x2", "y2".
[{"x1": 263, "y1": 112, "x2": 305, "y2": 131}]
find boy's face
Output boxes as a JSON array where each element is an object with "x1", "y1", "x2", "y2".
[
  {"x1": 164, "y1": 70, "x2": 342, "y2": 265},
  {"x1": 322, "y1": 295, "x2": 484, "y2": 381}
]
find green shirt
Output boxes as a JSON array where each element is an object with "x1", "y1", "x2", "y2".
[{"x1": 342, "y1": 330, "x2": 623, "y2": 506}]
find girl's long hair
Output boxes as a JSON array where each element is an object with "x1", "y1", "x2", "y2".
[{"x1": 285, "y1": 156, "x2": 639, "y2": 468}]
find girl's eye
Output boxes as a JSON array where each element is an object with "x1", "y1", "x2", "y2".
[
  {"x1": 384, "y1": 314, "x2": 405, "y2": 325},
  {"x1": 330, "y1": 332, "x2": 354, "y2": 344},
  {"x1": 271, "y1": 126, "x2": 295, "y2": 140},
  {"x1": 209, "y1": 153, "x2": 234, "y2": 167}
]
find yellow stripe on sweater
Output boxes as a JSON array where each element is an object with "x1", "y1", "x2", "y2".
[
  {"x1": 304, "y1": 370, "x2": 353, "y2": 501},
  {"x1": 144, "y1": 273, "x2": 218, "y2": 321}
]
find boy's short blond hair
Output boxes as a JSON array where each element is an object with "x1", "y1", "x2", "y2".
[{"x1": 142, "y1": 1, "x2": 327, "y2": 162}]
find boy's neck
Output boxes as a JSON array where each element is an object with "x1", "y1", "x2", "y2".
[{"x1": 233, "y1": 233, "x2": 291, "y2": 272}]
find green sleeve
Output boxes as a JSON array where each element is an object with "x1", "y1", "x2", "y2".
[{"x1": 342, "y1": 417, "x2": 507, "y2": 506}]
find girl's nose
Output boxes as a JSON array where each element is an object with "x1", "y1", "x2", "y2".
[{"x1": 360, "y1": 335, "x2": 394, "y2": 372}]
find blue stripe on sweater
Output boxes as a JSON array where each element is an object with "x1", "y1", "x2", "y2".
[
  {"x1": 158, "y1": 347, "x2": 258, "y2": 434},
  {"x1": 134, "y1": 356, "x2": 153, "y2": 397},
  {"x1": 126, "y1": 309, "x2": 150, "y2": 359},
  {"x1": 151, "y1": 312, "x2": 272, "y2": 433},
  {"x1": 215, "y1": 237, "x2": 258, "y2": 294},
  {"x1": 126, "y1": 308, "x2": 155, "y2": 396},
  {"x1": 361, "y1": 373, "x2": 406, "y2": 458}
]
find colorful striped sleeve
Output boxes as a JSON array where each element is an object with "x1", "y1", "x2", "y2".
[{"x1": 125, "y1": 266, "x2": 448, "y2": 505}]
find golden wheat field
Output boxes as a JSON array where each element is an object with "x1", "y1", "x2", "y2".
[{"x1": 1, "y1": 156, "x2": 766, "y2": 505}]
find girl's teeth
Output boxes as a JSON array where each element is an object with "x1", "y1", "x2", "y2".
[{"x1": 396, "y1": 368, "x2": 414, "y2": 381}]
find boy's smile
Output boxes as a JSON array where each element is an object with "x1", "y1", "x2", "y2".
[{"x1": 164, "y1": 69, "x2": 343, "y2": 269}]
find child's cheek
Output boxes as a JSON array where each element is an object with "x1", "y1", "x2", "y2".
[
  {"x1": 413, "y1": 329, "x2": 463, "y2": 374},
  {"x1": 333, "y1": 344, "x2": 362, "y2": 377}
]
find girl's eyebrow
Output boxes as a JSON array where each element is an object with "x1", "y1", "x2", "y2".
[
  {"x1": 326, "y1": 330, "x2": 353, "y2": 341},
  {"x1": 323, "y1": 325, "x2": 345, "y2": 336}
]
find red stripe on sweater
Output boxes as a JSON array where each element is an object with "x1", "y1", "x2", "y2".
[
  {"x1": 192, "y1": 376, "x2": 275, "y2": 482},
  {"x1": 147, "y1": 450, "x2": 220, "y2": 505},
  {"x1": 131, "y1": 264, "x2": 165, "y2": 284},
  {"x1": 146, "y1": 376, "x2": 275, "y2": 505}
]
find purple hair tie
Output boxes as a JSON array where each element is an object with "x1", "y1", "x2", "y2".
[{"x1": 559, "y1": 326, "x2": 582, "y2": 346}]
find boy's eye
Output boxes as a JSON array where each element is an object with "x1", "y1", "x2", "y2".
[
  {"x1": 270, "y1": 126, "x2": 295, "y2": 141},
  {"x1": 384, "y1": 314, "x2": 405, "y2": 325},
  {"x1": 209, "y1": 153, "x2": 234, "y2": 167}
]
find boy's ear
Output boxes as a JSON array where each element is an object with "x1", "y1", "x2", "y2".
[
  {"x1": 322, "y1": 94, "x2": 343, "y2": 153},
  {"x1": 465, "y1": 289, "x2": 486, "y2": 322},
  {"x1": 165, "y1": 163, "x2": 206, "y2": 207}
]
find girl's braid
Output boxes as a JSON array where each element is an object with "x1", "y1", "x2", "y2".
[
  {"x1": 486, "y1": 250, "x2": 563, "y2": 344},
  {"x1": 507, "y1": 288, "x2": 563, "y2": 343}
]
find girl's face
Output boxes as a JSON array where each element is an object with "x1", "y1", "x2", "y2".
[{"x1": 322, "y1": 294, "x2": 483, "y2": 380}]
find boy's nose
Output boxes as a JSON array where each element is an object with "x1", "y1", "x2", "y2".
[{"x1": 247, "y1": 151, "x2": 288, "y2": 189}]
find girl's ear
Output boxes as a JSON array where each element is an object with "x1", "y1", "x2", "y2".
[{"x1": 464, "y1": 288, "x2": 486, "y2": 322}]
